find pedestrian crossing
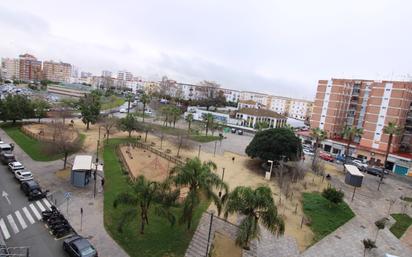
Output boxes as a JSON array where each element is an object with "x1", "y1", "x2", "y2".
[{"x1": 0, "y1": 199, "x2": 52, "y2": 240}]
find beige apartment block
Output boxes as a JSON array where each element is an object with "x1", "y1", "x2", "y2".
[
  {"x1": 19, "y1": 53, "x2": 42, "y2": 81},
  {"x1": 43, "y1": 61, "x2": 72, "y2": 83},
  {"x1": 1, "y1": 58, "x2": 20, "y2": 80}
]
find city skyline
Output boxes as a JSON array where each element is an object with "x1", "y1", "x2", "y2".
[{"x1": 1, "y1": 0, "x2": 412, "y2": 100}]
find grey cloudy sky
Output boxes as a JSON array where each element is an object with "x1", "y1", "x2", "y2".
[{"x1": 1, "y1": 0, "x2": 411, "y2": 99}]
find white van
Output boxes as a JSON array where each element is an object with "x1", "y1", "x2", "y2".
[{"x1": 0, "y1": 143, "x2": 12, "y2": 153}]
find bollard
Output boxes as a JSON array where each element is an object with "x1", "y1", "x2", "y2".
[
  {"x1": 294, "y1": 203, "x2": 298, "y2": 214},
  {"x1": 300, "y1": 216, "x2": 304, "y2": 228}
]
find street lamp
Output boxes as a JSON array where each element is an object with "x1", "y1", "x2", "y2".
[{"x1": 265, "y1": 160, "x2": 274, "y2": 180}]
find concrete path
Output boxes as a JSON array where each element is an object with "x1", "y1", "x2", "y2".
[{"x1": 401, "y1": 225, "x2": 412, "y2": 251}]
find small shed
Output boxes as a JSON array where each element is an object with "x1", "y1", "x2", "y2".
[
  {"x1": 71, "y1": 155, "x2": 93, "y2": 187},
  {"x1": 344, "y1": 164, "x2": 364, "y2": 201}
]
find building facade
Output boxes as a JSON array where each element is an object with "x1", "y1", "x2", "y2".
[
  {"x1": 117, "y1": 70, "x2": 133, "y2": 81},
  {"x1": 1, "y1": 58, "x2": 20, "y2": 80},
  {"x1": 18, "y1": 54, "x2": 42, "y2": 81},
  {"x1": 236, "y1": 108, "x2": 287, "y2": 128},
  {"x1": 102, "y1": 70, "x2": 112, "y2": 78},
  {"x1": 42, "y1": 61, "x2": 72, "y2": 83},
  {"x1": 310, "y1": 78, "x2": 412, "y2": 176},
  {"x1": 288, "y1": 99, "x2": 313, "y2": 120}
]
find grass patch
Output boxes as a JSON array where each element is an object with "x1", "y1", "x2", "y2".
[
  {"x1": 103, "y1": 138, "x2": 209, "y2": 257},
  {"x1": 101, "y1": 96, "x2": 125, "y2": 110},
  {"x1": 190, "y1": 134, "x2": 221, "y2": 143},
  {"x1": 400, "y1": 196, "x2": 412, "y2": 202},
  {"x1": 390, "y1": 213, "x2": 412, "y2": 238},
  {"x1": 1, "y1": 124, "x2": 63, "y2": 161},
  {"x1": 302, "y1": 192, "x2": 355, "y2": 243}
]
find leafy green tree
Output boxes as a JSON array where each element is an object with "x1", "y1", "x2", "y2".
[
  {"x1": 224, "y1": 186, "x2": 285, "y2": 249},
  {"x1": 125, "y1": 92, "x2": 134, "y2": 114},
  {"x1": 171, "y1": 158, "x2": 228, "y2": 230},
  {"x1": 78, "y1": 91, "x2": 101, "y2": 130},
  {"x1": 118, "y1": 113, "x2": 140, "y2": 137},
  {"x1": 33, "y1": 98, "x2": 50, "y2": 123},
  {"x1": 245, "y1": 128, "x2": 302, "y2": 162},
  {"x1": 185, "y1": 113, "x2": 194, "y2": 132},
  {"x1": 140, "y1": 93, "x2": 151, "y2": 123},
  {"x1": 310, "y1": 128, "x2": 327, "y2": 169},
  {"x1": 322, "y1": 187, "x2": 344, "y2": 206},
  {"x1": 341, "y1": 126, "x2": 363, "y2": 161},
  {"x1": 170, "y1": 106, "x2": 181, "y2": 128},
  {"x1": 202, "y1": 113, "x2": 215, "y2": 136},
  {"x1": 113, "y1": 176, "x2": 179, "y2": 234},
  {"x1": 255, "y1": 121, "x2": 269, "y2": 131},
  {"x1": 0, "y1": 94, "x2": 34, "y2": 123}
]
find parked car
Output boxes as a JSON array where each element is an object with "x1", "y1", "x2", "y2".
[
  {"x1": 237, "y1": 129, "x2": 243, "y2": 135},
  {"x1": 231, "y1": 128, "x2": 237, "y2": 133},
  {"x1": 319, "y1": 152, "x2": 334, "y2": 162},
  {"x1": 365, "y1": 167, "x2": 384, "y2": 177},
  {"x1": 63, "y1": 235, "x2": 98, "y2": 257},
  {"x1": 303, "y1": 149, "x2": 314, "y2": 156},
  {"x1": 15, "y1": 170, "x2": 33, "y2": 182},
  {"x1": 8, "y1": 161, "x2": 25, "y2": 172},
  {"x1": 0, "y1": 152, "x2": 16, "y2": 165},
  {"x1": 350, "y1": 160, "x2": 368, "y2": 171},
  {"x1": 20, "y1": 180, "x2": 48, "y2": 201},
  {"x1": 119, "y1": 108, "x2": 127, "y2": 113},
  {"x1": 0, "y1": 143, "x2": 12, "y2": 153}
]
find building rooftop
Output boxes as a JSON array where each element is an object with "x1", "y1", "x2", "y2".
[{"x1": 237, "y1": 108, "x2": 285, "y2": 119}]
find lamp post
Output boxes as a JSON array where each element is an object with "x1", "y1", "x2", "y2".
[
  {"x1": 265, "y1": 160, "x2": 274, "y2": 180},
  {"x1": 218, "y1": 168, "x2": 225, "y2": 197}
]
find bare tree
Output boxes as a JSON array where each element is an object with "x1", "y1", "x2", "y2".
[
  {"x1": 99, "y1": 115, "x2": 119, "y2": 143},
  {"x1": 43, "y1": 122, "x2": 82, "y2": 169},
  {"x1": 171, "y1": 132, "x2": 194, "y2": 158}
]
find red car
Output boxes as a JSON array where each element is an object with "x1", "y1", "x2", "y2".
[{"x1": 319, "y1": 152, "x2": 334, "y2": 162}]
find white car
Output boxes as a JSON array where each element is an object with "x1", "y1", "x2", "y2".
[
  {"x1": 119, "y1": 108, "x2": 127, "y2": 113},
  {"x1": 351, "y1": 160, "x2": 368, "y2": 170},
  {"x1": 8, "y1": 161, "x2": 24, "y2": 173},
  {"x1": 303, "y1": 149, "x2": 314, "y2": 156},
  {"x1": 14, "y1": 170, "x2": 33, "y2": 182}
]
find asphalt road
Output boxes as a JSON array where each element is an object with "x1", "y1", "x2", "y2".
[{"x1": 0, "y1": 157, "x2": 65, "y2": 257}]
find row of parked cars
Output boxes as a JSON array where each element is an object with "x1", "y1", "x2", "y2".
[{"x1": 0, "y1": 141, "x2": 97, "y2": 257}]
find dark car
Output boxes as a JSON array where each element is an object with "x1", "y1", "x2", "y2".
[
  {"x1": 20, "y1": 180, "x2": 48, "y2": 201},
  {"x1": 63, "y1": 235, "x2": 98, "y2": 257},
  {"x1": 237, "y1": 129, "x2": 243, "y2": 135},
  {"x1": 365, "y1": 167, "x2": 384, "y2": 177},
  {"x1": 231, "y1": 128, "x2": 236, "y2": 133},
  {"x1": 0, "y1": 152, "x2": 16, "y2": 165}
]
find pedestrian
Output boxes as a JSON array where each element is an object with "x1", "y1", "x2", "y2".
[
  {"x1": 232, "y1": 157, "x2": 235, "y2": 163},
  {"x1": 101, "y1": 178, "x2": 105, "y2": 189},
  {"x1": 10, "y1": 143, "x2": 14, "y2": 151}
]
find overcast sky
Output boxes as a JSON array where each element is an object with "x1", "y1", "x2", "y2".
[{"x1": 1, "y1": 0, "x2": 411, "y2": 99}]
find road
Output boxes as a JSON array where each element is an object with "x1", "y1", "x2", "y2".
[{"x1": 0, "y1": 135, "x2": 66, "y2": 256}]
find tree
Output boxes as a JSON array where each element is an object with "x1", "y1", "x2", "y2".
[
  {"x1": 245, "y1": 128, "x2": 302, "y2": 162},
  {"x1": 99, "y1": 115, "x2": 119, "y2": 143},
  {"x1": 0, "y1": 94, "x2": 34, "y2": 123},
  {"x1": 310, "y1": 128, "x2": 327, "y2": 169},
  {"x1": 378, "y1": 122, "x2": 402, "y2": 190},
  {"x1": 118, "y1": 113, "x2": 139, "y2": 137},
  {"x1": 322, "y1": 187, "x2": 344, "y2": 206},
  {"x1": 362, "y1": 238, "x2": 377, "y2": 257},
  {"x1": 185, "y1": 113, "x2": 194, "y2": 133},
  {"x1": 78, "y1": 91, "x2": 101, "y2": 130},
  {"x1": 374, "y1": 218, "x2": 387, "y2": 241},
  {"x1": 341, "y1": 126, "x2": 363, "y2": 161},
  {"x1": 125, "y1": 92, "x2": 134, "y2": 114},
  {"x1": 224, "y1": 186, "x2": 284, "y2": 249},
  {"x1": 170, "y1": 106, "x2": 181, "y2": 128},
  {"x1": 172, "y1": 132, "x2": 194, "y2": 157},
  {"x1": 58, "y1": 98, "x2": 77, "y2": 124},
  {"x1": 113, "y1": 176, "x2": 179, "y2": 234},
  {"x1": 140, "y1": 93, "x2": 151, "y2": 123},
  {"x1": 171, "y1": 158, "x2": 228, "y2": 230},
  {"x1": 255, "y1": 121, "x2": 269, "y2": 131},
  {"x1": 33, "y1": 98, "x2": 50, "y2": 123},
  {"x1": 43, "y1": 122, "x2": 82, "y2": 169},
  {"x1": 203, "y1": 113, "x2": 215, "y2": 136}
]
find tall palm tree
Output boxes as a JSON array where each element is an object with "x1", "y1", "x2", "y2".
[
  {"x1": 171, "y1": 106, "x2": 181, "y2": 128},
  {"x1": 341, "y1": 126, "x2": 363, "y2": 162},
  {"x1": 140, "y1": 93, "x2": 151, "y2": 123},
  {"x1": 186, "y1": 113, "x2": 194, "y2": 133},
  {"x1": 171, "y1": 158, "x2": 228, "y2": 230},
  {"x1": 113, "y1": 175, "x2": 179, "y2": 234},
  {"x1": 378, "y1": 121, "x2": 402, "y2": 190},
  {"x1": 224, "y1": 186, "x2": 284, "y2": 249},
  {"x1": 203, "y1": 113, "x2": 215, "y2": 136},
  {"x1": 310, "y1": 127, "x2": 327, "y2": 169},
  {"x1": 125, "y1": 92, "x2": 134, "y2": 114}
]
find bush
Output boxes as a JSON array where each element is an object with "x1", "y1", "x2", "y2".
[{"x1": 322, "y1": 187, "x2": 344, "y2": 205}]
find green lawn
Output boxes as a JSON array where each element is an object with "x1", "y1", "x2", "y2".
[
  {"x1": 101, "y1": 96, "x2": 125, "y2": 110},
  {"x1": 390, "y1": 213, "x2": 412, "y2": 238},
  {"x1": 302, "y1": 192, "x2": 355, "y2": 243},
  {"x1": 103, "y1": 138, "x2": 210, "y2": 257},
  {"x1": 401, "y1": 196, "x2": 412, "y2": 202},
  {"x1": 1, "y1": 125, "x2": 63, "y2": 161},
  {"x1": 144, "y1": 123, "x2": 222, "y2": 143}
]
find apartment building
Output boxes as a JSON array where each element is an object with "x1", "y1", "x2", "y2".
[
  {"x1": 102, "y1": 70, "x2": 112, "y2": 78},
  {"x1": 240, "y1": 91, "x2": 270, "y2": 106},
  {"x1": 18, "y1": 54, "x2": 42, "y2": 81},
  {"x1": 268, "y1": 96, "x2": 289, "y2": 115},
  {"x1": 117, "y1": 70, "x2": 133, "y2": 81},
  {"x1": 288, "y1": 99, "x2": 313, "y2": 121},
  {"x1": 1, "y1": 58, "x2": 20, "y2": 80},
  {"x1": 43, "y1": 61, "x2": 72, "y2": 83},
  {"x1": 221, "y1": 88, "x2": 240, "y2": 102},
  {"x1": 80, "y1": 72, "x2": 92, "y2": 78},
  {"x1": 310, "y1": 78, "x2": 412, "y2": 176}
]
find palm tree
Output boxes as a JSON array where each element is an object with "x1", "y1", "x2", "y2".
[
  {"x1": 310, "y1": 128, "x2": 327, "y2": 169},
  {"x1": 171, "y1": 106, "x2": 181, "y2": 128},
  {"x1": 224, "y1": 186, "x2": 285, "y2": 249},
  {"x1": 186, "y1": 113, "x2": 194, "y2": 133},
  {"x1": 113, "y1": 175, "x2": 179, "y2": 234},
  {"x1": 171, "y1": 158, "x2": 228, "y2": 230},
  {"x1": 140, "y1": 93, "x2": 151, "y2": 123},
  {"x1": 341, "y1": 126, "x2": 363, "y2": 162},
  {"x1": 378, "y1": 122, "x2": 402, "y2": 190},
  {"x1": 125, "y1": 92, "x2": 134, "y2": 114},
  {"x1": 362, "y1": 238, "x2": 377, "y2": 257},
  {"x1": 203, "y1": 113, "x2": 215, "y2": 136}
]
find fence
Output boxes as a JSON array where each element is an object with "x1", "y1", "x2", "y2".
[{"x1": 20, "y1": 124, "x2": 79, "y2": 143}]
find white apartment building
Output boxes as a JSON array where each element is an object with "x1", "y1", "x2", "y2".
[
  {"x1": 1, "y1": 58, "x2": 20, "y2": 80},
  {"x1": 221, "y1": 88, "x2": 241, "y2": 102},
  {"x1": 117, "y1": 70, "x2": 133, "y2": 81},
  {"x1": 240, "y1": 91, "x2": 270, "y2": 106},
  {"x1": 102, "y1": 70, "x2": 112, "y2": 78},
  {"x1": 268, "y1": 96, "x2": 289, "y2": 115},
  {"x1": 288, "y1": 99, "x2": 313, "y2": 120}
]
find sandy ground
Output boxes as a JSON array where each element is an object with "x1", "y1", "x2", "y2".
[
  {"x1": 52, "y1": 119, "x2": 340, "y2": 251},
  {"x1": 23, "y1": 123, "x2": 78, "y2": 142},
  {"x1": 211, "y1": 232, "x2": 242, "y2": 257}
]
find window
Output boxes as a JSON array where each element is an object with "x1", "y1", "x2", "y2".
[
  {"x1": 376, "y1": 133, "x2": 380, "y2": 136},
  {"x1": 382, "y1": 107, "x2": 386, "y2": 109},
  {"x1": 386, "y1": 88, "x2": 390, "y2": 91}
]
